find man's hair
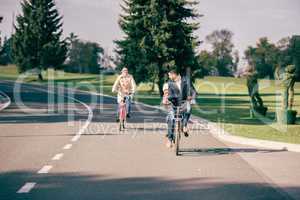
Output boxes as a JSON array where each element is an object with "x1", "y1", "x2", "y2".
[{"x1": 168, "y1": 70, "x2": 178, "y2": 75}]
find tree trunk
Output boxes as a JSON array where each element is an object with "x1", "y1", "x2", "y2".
[
  {"x1": 151, "y1": 79, "x2": 156, "y2": 92},
  {"x1": 157, "y1": 68, "x2": 164, "y2": 97},
  {"x1": 157, "y1": 80, "x2": 164, "y2": 97},
  {"x1": 38, "y1": 73, "x2": 43, "y2": 81},
  {"x1": 157, "y1": 59, "x2": 166, "y2": 97}
]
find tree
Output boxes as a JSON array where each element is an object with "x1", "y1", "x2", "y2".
[
  {"x1": 197, "y1": 50, "x2": 217, "y2": 76},
  {"x1": 66, "y1": 32, "x2": 78, "y2": 50},
  {"x1": 116, "y1": 0, "x2": 201, "y2": 96},
  {"x1": 0, "y1": 16, "x2": 3, "y2": 46},
  {"x1": 65, "y1": 39, "x2": 104, "y2": 74},
  {"x1": 276, "y1": 37, "x2": 293, "y2": 69},
  {"x1": 0, "y1": 16, "x2": 3, "y2": 55},
  {"x1": 146, "y1": 0, "x2": 201, "y2": 95},
  {"x1": 232, "y1": 50, "x2": 239, "y2": 74},
  {"x1": 0, "y1": 37, "x2": 14, "y2": 65},
  {"x1": 245, "y1": 37, "x2": 279, "y2": 79},
  {"x1": 12, "y1": 0, "x2": 67, "y2": 80},
  {"x1": 290, "y1": 35, "x2": 300, "y2": 81},
  {"x1": 115, "y1": 0, "x2": 152, "y2": 85},
  {"x1": 205, "y1": 29, "x2": 235, "y2": 76}
]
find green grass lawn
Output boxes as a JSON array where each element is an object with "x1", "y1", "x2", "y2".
[
  {"x1": 0, "y1": 64, "x2": 21, "y2": 80},
  {"x1": 0, "y1": 65, "x2": 98, "y2": 82},
  {"x1": 1, "y1": 65, "x2": 300, "y2": 144},
  {"x1": 193, "y1": 77, "x2": 300, "y2": 144}
]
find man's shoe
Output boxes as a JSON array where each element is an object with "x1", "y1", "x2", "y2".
[{"x1": 183, "y1": 127, "x2": 189, "y2": 137}]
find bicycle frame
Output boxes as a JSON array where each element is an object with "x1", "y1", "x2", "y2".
[
  {"x1": 174, "y1": 106, "x2": 183, "y2": 156},
  {"x1": 118, "y1": 95, "x2": 131, "y2": 131}
]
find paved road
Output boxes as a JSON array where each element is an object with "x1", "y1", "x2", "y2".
[{"x1": 0, "y1": 80, "x2": 299, "y2": 200}]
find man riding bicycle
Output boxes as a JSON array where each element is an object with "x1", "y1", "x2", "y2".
[
  {"x1": 165, "y1": 70, "x2": 195, "y2": 148},
  {"x1": 112, "y1": 67, "x2": 136, "y2": 121}
]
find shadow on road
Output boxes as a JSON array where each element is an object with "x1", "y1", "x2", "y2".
[
  {"x1": 0, "y1": 170, "x2": 294, "y2": 200},
  {"x1": 178, "y1": 148, "x2": 287, "y2": 157}
]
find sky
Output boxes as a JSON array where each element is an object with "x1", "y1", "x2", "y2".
[{"x1": 1, "y1": 0, "x2": 300, "y2": 65}]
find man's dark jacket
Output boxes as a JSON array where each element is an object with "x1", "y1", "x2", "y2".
[{"x1": 168, "y1": 76, "x2": 194, "y2": 107}]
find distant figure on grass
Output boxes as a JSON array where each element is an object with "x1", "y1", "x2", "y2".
[
  {"x1": 242, "y1": 64, "x2": 267, "y2": 116},
  {"x1": 275, "y1": 64, "x2": 297, "y2": 124},
  {"x1": 282, "y1": 65, "x2": 297, "y2": 110},
  {"x1": 112, "y1": 67, "x2": 136, "y2": 121}
]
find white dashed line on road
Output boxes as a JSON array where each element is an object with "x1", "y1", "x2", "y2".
[
  {"x1": 38, "y1": 165, "x2": 52, "y2": 174},
  {"x1": 52, "y1": 153, "x2": 64, "y2": 161},
  {"x1": 63, "y1": 144, "x2": 72, "y2": 150},
  {"x1": 17, "y1": 182, "x2": 36, "y2": 193},
  {"x1": 6, "y1": 83, "x2": 94, "y2": 194}
]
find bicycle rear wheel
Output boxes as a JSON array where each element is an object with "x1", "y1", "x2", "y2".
[
  {"x1": 174, "y1": 121, "x2": 181, "y2": 156},
  {"x1": 122, "y1": 119, "x2": 126, "y2": 129}
]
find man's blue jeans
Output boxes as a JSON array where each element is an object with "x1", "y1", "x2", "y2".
[{"x1": 166, "y1": 103, "x2": 191, "y2": 142}]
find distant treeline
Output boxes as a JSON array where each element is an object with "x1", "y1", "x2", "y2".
[
  {"x1": 0, "y1": 0, "x2": 107, "y2": 80},
  {"x1": 198, "y1": 31, "x2": 300, "y2": 80}
]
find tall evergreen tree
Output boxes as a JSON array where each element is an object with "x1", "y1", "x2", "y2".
[
  {"x1": 147, "y1": 0, "x2": 201, "y2": 95},
  {"x1": 12, "y1": 0, "x2": 67, "y2": 80},
  {"x1": 116, "y1": 0, "x2": 201, "y2": 96},
  {"x1": 0, "y1": 16, "x2": 3, "y2": 53},
  {"x1": 115, "y1": 0, "x2": 151, "y2": 84},
  {"x1": 0, "y1": 37, "x2": 14, "y2": 65}
]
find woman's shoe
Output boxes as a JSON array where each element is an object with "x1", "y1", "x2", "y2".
[{"x1": 166, "y1": 140, "x2": 173, "y2": 148}]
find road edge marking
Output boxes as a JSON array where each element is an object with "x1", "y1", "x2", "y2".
[
  {"x1": 37, "y1": 165, "x2": 52, "y2": 174},
  {"x1": 52, "y1": 153, "x2": 64, "y2": 161},
  {"x1": 63, "y1": 144, "x2": 72, "y2": 150},
  {"x1": 17, "y1": 182, "x2": 36, "y2": 193}
]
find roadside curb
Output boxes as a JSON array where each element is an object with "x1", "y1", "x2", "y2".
[
  {"x1": 191, "y1": 115, "x2": 300, "y2": 153},
  {"x1": 130, "y1": 99, "x2": 300, "y2": 153},
  {"x1": 0, "y1": 91, "x2": 11, "y2": 111}
]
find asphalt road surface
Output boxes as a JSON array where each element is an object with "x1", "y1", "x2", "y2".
[{"x1": 0, "y1": 80, "x2": 299, "y2": 200}]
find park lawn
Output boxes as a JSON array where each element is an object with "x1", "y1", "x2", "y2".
[
  {"x1": 1, "y1": 65, "x2": 300, "y2": 144},
  {"x1": 193, "y1": 77, "x2": 300, "y2": 144},
  {"x1": 138, "y1": 78, "x2": 300, "y2": 144},
  {"x1": 93, "y1": 74, "x2": 300, "y2": 144},
  {"x1": 0, "y1": 64, "x2": 21, "y2": 80},
  {"x1": 0, "y1": 65, "x2": 98, "y2": 82}
]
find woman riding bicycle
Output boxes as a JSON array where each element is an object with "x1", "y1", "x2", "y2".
[{"x1": 112, "y1": 67, "x2": 136, "y2": 121}]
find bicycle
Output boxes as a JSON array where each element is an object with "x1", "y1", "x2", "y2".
[
  {"x1": 118, "y1": 95, "x2": 131, "y2": 131},
  {"x1": 174, "y1": 106, "x2": 184, "y2": 156}
]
